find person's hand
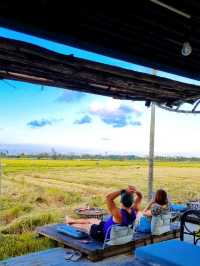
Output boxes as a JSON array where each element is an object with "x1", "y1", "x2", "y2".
[
  {"x1": 127, "y1": 185, "x2": 137, "y2": 194},
  {"x1": 149, "y1": 199, "x2": 155, "y2": 205}
]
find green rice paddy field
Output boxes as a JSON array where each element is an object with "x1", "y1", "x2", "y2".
[{"x1": 0, "y1": 158, "x2": 200, "y2": 260}]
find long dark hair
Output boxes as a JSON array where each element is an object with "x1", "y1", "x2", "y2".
[{"x1": 155, "y1": 189, "x2": 168, "y2": 205}]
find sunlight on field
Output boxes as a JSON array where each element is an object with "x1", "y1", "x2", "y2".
[{"x1": 0, "y1": 158, "x2": 200, "y2": 259}]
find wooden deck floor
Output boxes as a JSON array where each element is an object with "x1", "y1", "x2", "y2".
[
  {"x1": 0, "y1": 223, "x2": 196, "y2": 266},
  {"x1": 0, "y1": 248, "x2": 149, "y2": 266}
]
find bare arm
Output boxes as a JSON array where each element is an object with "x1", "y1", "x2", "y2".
[
  {"x1": 106, "y1": 186, "x2": 139, "y2": 223},
  {"x1": 106, "y1": 190, "x2": 122, "y2": 223},
  {"x1": 133, "y1": 190, "x2": 143, "y2": 212},
  {"x1": 143, "y1": 200, "x2": 154, "y2": 216}
]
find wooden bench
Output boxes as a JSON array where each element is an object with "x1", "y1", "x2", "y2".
[{"x1": 36, "y1": 224, "x2": 180, "y2": 261}]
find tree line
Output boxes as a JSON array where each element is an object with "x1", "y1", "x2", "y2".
[{"x1": 0, "y1": 150, "x2": 200, "y2": 161}]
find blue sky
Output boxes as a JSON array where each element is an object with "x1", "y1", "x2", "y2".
[{"x1": 1, "y1": 27, "x2": 200, "y2": 156}]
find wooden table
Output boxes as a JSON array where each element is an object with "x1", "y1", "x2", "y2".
[{"x1": 75, "y1": 208, "x2": 107, "y2": 220}]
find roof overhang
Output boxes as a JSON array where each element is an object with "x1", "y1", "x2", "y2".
[
  {"x1": 1, "y1": 1, "x2": 200, "y2": 80},
  {"x1": 1, "y1": 37, "x2": 200, "y2": 106}
]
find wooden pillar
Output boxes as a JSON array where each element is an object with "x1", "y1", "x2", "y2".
[
  {"x1": 0, "y1": 160, "x2": 2, "y2": 239},
  {"x1": 148, "y1": 103, "x2": 156, "y2": 201},
  {"x1": 0, "y1": 160, "x2": 2, "y2": 196}
]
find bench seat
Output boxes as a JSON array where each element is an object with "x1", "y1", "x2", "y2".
[
  {"x1": 36, "y1": 223, "x2": 180, "y2": 261},
  {"x1": 136, "y1": 239, "x2": 200, "y2": 266}
]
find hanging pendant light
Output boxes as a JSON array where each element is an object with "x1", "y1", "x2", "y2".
[{"x1": 181, "y1": 41, "x2": 192, "y2": 56}]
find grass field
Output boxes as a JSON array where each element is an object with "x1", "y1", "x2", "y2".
[{"x1": 0, "y1": 158, "x2": 200, "y2": 260}]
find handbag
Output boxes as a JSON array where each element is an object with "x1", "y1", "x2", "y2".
[
  {"x1": 104, "y1": 224, "x2": 134, "y2": 247},
  {"x1": 151, "y1": 214, "x2": 171, "y2": 235}
]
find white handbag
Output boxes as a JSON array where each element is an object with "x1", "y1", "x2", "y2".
[
  {"x1": 151, "y1": 214, "x2": 171, "y2": 235},
  {"x1": 103, "y1": 224, "x2": 134, "y2": 248}
]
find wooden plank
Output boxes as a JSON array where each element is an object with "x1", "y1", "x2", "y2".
[
  {"x1": 1, "y1": 37, "x2": 200, "y2": 105},
  {"x1": 36, "y1": 224, "x2": 180, "y2": 261},
  {"x1": 0, "y1": 248, "x2": 66, "y2": 266},
  {"x1": 36, "y1": 224, "x2": 101, "y2": 255},
  {"x1": 2, "y1": 1, "x2": 200, "y2": 82},
  {"x1": 3, "y1": 1, "x2": 200, "y2": 81},
  {"x1": 0, "y1": 247, "x2": 150, "y2": 266}
]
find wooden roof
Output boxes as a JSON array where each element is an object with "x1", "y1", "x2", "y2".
[
  {"x1": 1, "y1": 37, "x2": 200, "y2": 105},
  {"x1": 1, "y1": 1, "x2": 200, "y2": 80}
]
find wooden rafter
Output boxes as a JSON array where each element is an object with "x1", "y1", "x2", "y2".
[
  {"x1": 1, "y1": 37, "x2": 200, "y2": 105},
  {"x1": 2, "y1": 1, "x2": 200, "y2": 79}
]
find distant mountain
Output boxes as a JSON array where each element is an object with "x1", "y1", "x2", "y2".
[
  {"x1": 0, "y1": 143, "x2": 199, "y2": 157},
  {"x1": 0, "y1": 143, "x2": 137, "y2": 156},
  {"x1": 0, "y1": 143, "x2": 91, "y2": 155}
]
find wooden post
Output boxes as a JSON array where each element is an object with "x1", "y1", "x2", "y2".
[
  {"x1": 0, "y1": 160, "x2": 2, "y2": 239},
  {"x1": 0, "y1": 160, "x2": 2, "y2": 196},
  {"x1": 148, "y1": 103, "x2": 156, "y2": 201}
]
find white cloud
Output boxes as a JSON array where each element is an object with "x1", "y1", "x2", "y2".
[{"x1": 88, "y1": 99, "x2": 142, "y2": 128}]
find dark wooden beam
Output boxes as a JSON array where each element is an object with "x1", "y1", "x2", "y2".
[
  {"x1": 2, "y1": 1, "x2": 200, "y2": 79},
  {"x1": 0, "y1": 36, "x2": 200, "y2": 105}
]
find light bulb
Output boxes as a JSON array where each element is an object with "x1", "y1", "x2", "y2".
[{"x1": 181, "y1": 42, "x2": 192, "y2": 56}]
